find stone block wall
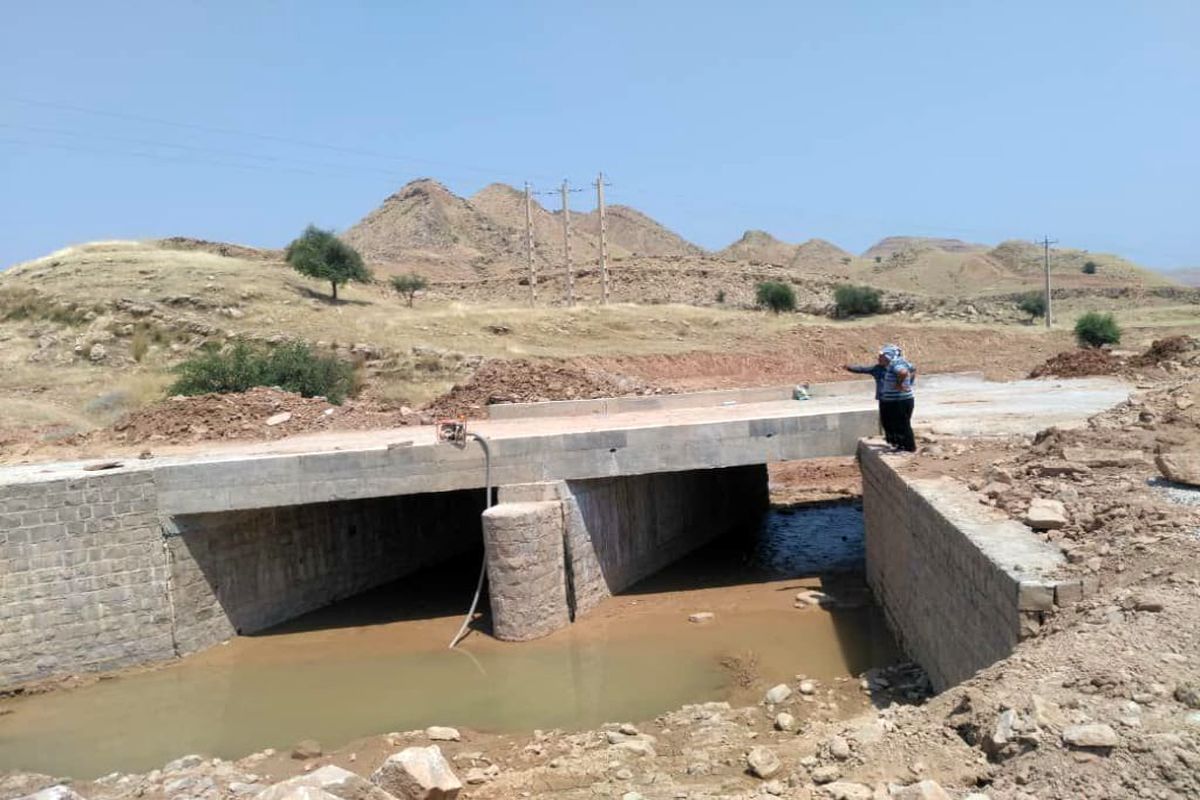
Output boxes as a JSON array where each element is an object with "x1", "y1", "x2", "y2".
[
  {"x1": 568, "y1": 465, "x2": 769, "y2": 596},
  {"x1": 860, "y1": 443, "x2": 1066, "y2": 691},
  {"x1": 0, "y1": 471, "x2": 174, "y2": 690},
  {"x1": 166, "y1": 489, "x2": 485, "y2": 654}
]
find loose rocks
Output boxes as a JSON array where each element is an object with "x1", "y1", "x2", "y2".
[
  {"x1": 1025, "y1": 498, "x2": 1068, "y2": 530},
  {"x1": 764, "y1": 684, "x2": 792, "y2": 704},
  {"x1": 425, "y1": 727, "x2": 461, "y2": 742},
  {"x1": 746, "y1": 746, "x2": 782, "y2": 779},
  {"x1": 1063, "y1": 723, "x2": 1119, "y2": 750},
  {"x1": 372, "y1": 746, "x2": 462, "y2": 799},
  {"x1": 291, "y1": 740, "x2": 323, "y2": 760}
]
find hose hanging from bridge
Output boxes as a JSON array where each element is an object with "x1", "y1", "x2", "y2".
[{"x1": 448, "y1": 432, "x2": 492, "y2": 649}]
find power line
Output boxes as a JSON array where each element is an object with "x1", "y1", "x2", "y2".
[{"x1": 1, "y1": 95, "x2": 560, "y2": 182}]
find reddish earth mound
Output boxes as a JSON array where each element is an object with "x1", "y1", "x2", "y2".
[
  {"x1": 96, "y1": 388, "x2": 402, "y2": 446},
  {"x1": 1028, "y1": 348, "x2": 1120, "y2": 378},
  {"x1": 1128, "y1": 335, "x2": 1199, "y2": 367},
  {"x1": 424, "y1": 359, "x2": 665, "y2": 419}
]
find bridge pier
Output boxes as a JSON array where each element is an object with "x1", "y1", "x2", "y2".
[{"x1": 482, "y1": 465, "x2": 769, "y2": 641}]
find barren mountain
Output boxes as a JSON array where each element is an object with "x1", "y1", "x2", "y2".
[
  {"x1": 468, "y1": 183, "x2": 624, "y2": 268},
  {"x1": 572, "y1": 205, "x2": 704, "y2": 258},
  {"x1": 862, "y1": 236, "x2": 988, "y2": 260},
  {"x1": 716, "y1": 230, "x2": 796, "y2": 265},
  {"x1": 790, "y1": 238, "x2": 854, "y2": 272},
  {"x1": 341, "y1": 179, "x2": 518, "y2": 280}
]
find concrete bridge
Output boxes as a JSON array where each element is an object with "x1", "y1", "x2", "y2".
[{"x1": 0, "y1": 374, "x2": 1128, "y2": 688}]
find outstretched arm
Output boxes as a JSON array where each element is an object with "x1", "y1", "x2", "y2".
[{"x1": 845, "y1": 364, "x2": 874, "y2": 373}]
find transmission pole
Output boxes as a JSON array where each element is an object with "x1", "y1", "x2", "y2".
[
  {"x1": 595, "y1": 172, "x2": 610, "y2": 305},
  {"x1": 1039, "y1": 235, "x2": 1058, "y2": 329},
  {"x1": 561, "y1": 179, "x2": 574, "y2": 307},
  {"x1": 524, "y1": 182, "x2": 537, "y2": 307}
]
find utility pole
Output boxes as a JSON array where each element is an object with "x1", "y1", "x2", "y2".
[
  {"x1": 1039, "y1": 235, "x2": 1058, "y2": 329},
  {"x1": 595, "y1": 172, "x2": 610, "y2": 305},
  {"x1": 524, "y1": 182, "x2": 537, "y2": 307},
  {"x1": 561, "y1": 179, "x2": 574, "y2": 307}
]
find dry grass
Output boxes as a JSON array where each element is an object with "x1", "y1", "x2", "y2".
[{"x1": 0, "y1": 240, "x2": 1193, "y2": 434}]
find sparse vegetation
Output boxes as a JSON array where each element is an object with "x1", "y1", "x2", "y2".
[
  {"x1": 1082, "y1": 260, "x2": 1098, "y2": 275},
  {"x1": 131, "y1": 329, "x2": 150, "y2": 362},
  {"x1": 755, "y1": 282, "x2": 796, "y2": 314},
  {"x1": 390, "y1": 273, "x2": 429, "y2": 307},
  {"x1": 284, "y1": 225, "x2": 371, "y2": 301},
  {"x1": 1075, "y1": 311, "x2": 1122, "y2": 348},
  {"x1": 715, "y1": 289, "x2": 726, "y2": 304},
  {"x1": 169, "y1": 341, "x2": 356, "y2": 403},
  {"x1": 834, "y1": 284, "x2": 883, "y2": 317},
  {"x1": 1017, "y1": 292, "x2": 1046, "y2": 321}
]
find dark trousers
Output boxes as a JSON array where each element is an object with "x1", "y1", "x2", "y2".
[{"x1": 880, "y1": 398, "x2": 916, "y2": 452}]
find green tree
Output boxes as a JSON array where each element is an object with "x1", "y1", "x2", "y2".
[
  {"x1": 1017, "y1": 292, "x2": 1046, "y2": 321},
  {"x1": 755, "y1": 281, "x2": 796, "y2": 314},
  {"x1": 1075, "y1": 311, "x2": 1121, "y2": 348},
  {"x1": 390, "y1": 273, "x2": 429, "y2": 307},
  {"x1": 1082, "y1": 260, "x2": 1098, "y2": 275},
  {"x1": 833, "y1": 284, "x2": 883, "y2": 317},
  {"x1": 284, "y1": 225, "x2": 371, "y2": 301}
]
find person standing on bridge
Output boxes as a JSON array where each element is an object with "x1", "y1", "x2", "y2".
[{"x1": 844, "y1": 344, "x2": 916, "y2": 452}]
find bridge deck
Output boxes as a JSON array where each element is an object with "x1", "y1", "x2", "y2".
[{"x1": 0, "y1": 375, "x2": 1129, "y2": 516}]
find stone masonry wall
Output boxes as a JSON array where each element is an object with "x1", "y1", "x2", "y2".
[
  {"x1": 568, "y1": 465, "x2": 770, "y2": 597},
  {"x1": 860, "y1": 443, "x2": 1066, "y2": 691},
  {"x1": 0, "y1": 470, "x2": 175, "y2": 690},
  {"x1": 166, "y1": 489, "x2": 485, "y2": 654},
  {"x1": 489, "y1": 465, "x2": 769, "y2": 640}
]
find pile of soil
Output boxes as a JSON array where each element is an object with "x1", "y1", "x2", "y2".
[
  {"x1": 1028, "y1": 347, "x2": 1121, "y2": 378},
  {"x1": 91, "y1": 388, "x2": 403, "y2": 446},
  {"x1": 422, "y1": 358, "x2": 665, "y2": 419},
  {"x1": 1128, "y1": 334, "x2": 1199, "y2": 367}
]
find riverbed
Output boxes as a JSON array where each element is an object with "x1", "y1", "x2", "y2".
[{"x1": 0, "y1": 502, "x2": 896, "y2": 778}]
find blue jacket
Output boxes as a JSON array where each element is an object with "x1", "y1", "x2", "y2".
[{"x1": 847, "y1": 364, "x2": 887, "y2": 400}]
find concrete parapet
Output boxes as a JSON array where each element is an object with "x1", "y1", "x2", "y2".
[
  {"x1": 860, "y1": 442, "x2": 1068, "y2": 691},
  {"x1": 482, "y1": 501, "x2": 571, "y2": 641}
]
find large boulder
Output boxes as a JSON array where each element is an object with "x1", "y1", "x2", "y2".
[
  {"x1": 1156, "y1": 453, "x2": 1200, "y2": 487},
  {"x1": 255, "y1": 767, "x2": 397, "y2": 800},
  {"x1": 372, "y1": 746, "x2": 462, "y2": 800}
]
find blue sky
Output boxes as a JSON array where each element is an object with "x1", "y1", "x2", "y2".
[{"x1": 2, "y1": 1, "x2": 1198, "y2": 269}]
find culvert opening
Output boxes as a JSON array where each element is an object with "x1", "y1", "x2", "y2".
[{"x1": 165, "y1": 487, "x2": 490, "y2": 641}]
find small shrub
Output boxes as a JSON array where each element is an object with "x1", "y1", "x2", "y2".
[
  {"x1": 1017, "y1": 292, "x2": 1046, "y2": 320},
  {"x1": 1082, "y1": 260, "x2": 1098, "y2": 275},
  {"x1": 874, "y1": 256, "x2": 883, "y2": 264},
  {"x1": 715, "y1": 289, "x2": 726, "y2": 304},
  {"x1": 1075, "y1": 312, "x2": 1121, "y2": 348},
  {"x1": 131, "y1": 329, "x2": 150, "y2": 362},
  {"x1": 391, "y1": 273, "x2": 429, "y2": 307},
  {"x1": 833, "y1": 284, "x2": 883, "y2": 317},
  {"x1": 169, "y1": 341, "x2": 356, "y2": 403},
  {"x1": 755, "y1": 282, "x2": 796, "y2": 314}
]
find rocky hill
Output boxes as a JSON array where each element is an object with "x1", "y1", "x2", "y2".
[
  {"x1": 861, "y1": 236, "x2": 988, "y2": 260},
  {"x1": 716, "y1": 230, "x2": 797, "y2": 265}
]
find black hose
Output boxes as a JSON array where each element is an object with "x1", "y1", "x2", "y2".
[{"x1": 448, "y1": 433, "x2": 492, "y2": 649}]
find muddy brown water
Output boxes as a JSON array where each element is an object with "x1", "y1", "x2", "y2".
[{"x1": 0, "y1": 503, "x2": 897, "y2": 778}]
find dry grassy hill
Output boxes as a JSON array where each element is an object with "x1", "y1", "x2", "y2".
[{"x1": 0, "y1": 238, "x2": 1195, "y2": 451}]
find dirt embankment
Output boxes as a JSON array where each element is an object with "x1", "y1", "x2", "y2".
[{"x1": 1029, "y1": 335, "x2": 1199, "y2": 379}]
